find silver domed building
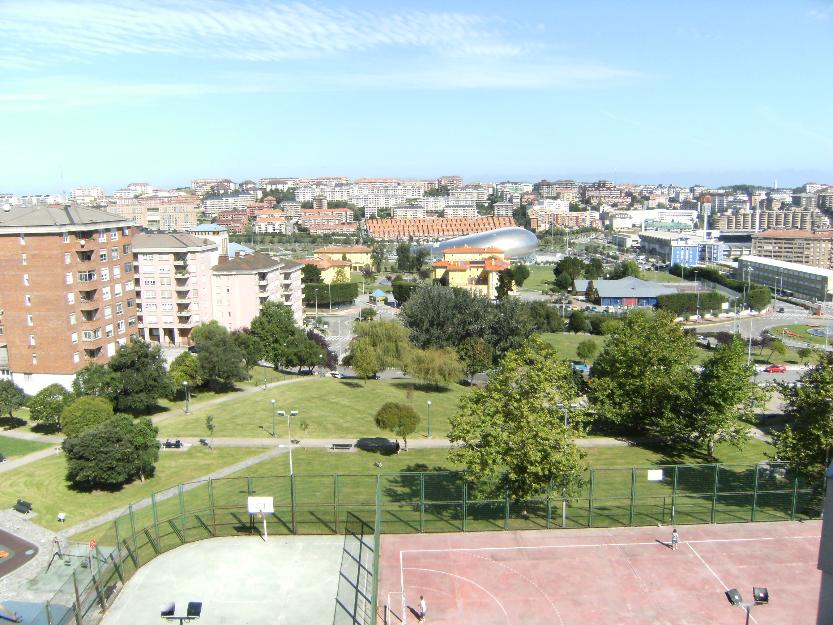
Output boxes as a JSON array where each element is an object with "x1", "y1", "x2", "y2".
[{"x1": 423, "y1": 227, "x2": 538, "y2": 259}]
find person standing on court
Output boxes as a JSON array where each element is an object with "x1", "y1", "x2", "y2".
[
  {"x1": 671, "y1": 528, "x2": 679, "y2": 551},
  {"x1": 418, "y1": 595, "x2": 427, "y2": 622}
]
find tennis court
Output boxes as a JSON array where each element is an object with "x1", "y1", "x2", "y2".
[{"x1": 379, "y1": 520, "x2": 821, "y2": 625}]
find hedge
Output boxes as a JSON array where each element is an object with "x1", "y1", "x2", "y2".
[
  {"x1": 303, "y1": 282, "x2": 359, "y2": 305},
  {"x1": 657, "y1": 292, "x2": 726, "y2": 316},
  {"x1": 669, "y1": 264, "x2": 771, "y2": 311},
  {"x1": 392, "y1": 281, "x2": 420, "y2": 305}
]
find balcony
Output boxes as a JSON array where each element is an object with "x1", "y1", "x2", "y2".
[
  {"x1": 173, "y1": 255, "x2": 188, "y2": 266},
  {"x1": 75, "y1": 250, "x2": 94, "y2": 262},
  {"x1": 84, "y1": 346, "x2": 103, "y2": 359},
  {"x1": 175, "y1": 282, "x2": 190, "y2": 291},
  {"x1": 78, "y1": 296, "x2": 99, "y2": 311},
  {"x1": 176, "y1": 291, "x2": 192, "y2": 301},
  {"x1": 80, "y1": 310, "x2": 99, "y2": 323}
]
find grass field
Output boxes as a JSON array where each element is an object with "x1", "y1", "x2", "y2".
[
  {"x1": 539, "y1": 332, "x2": 608, "y2": 361},
  {"x1": 640, "y1": 270, "x2": 686, "y2": 283},
  {"x1": 157, "y1": 377, "x2": 468, "y2": 439},
  {"x1": 0, "y1": 434, "x2": 51, "y2": 458},
  {"x1": 0, "y1": 446, "x2": 263, "y2": 532},
  {"x1": 520, "y1": 264, "x2": 555, "y2": 292},
  {"x1": 770, "y1": 323, "x2": 832, "y2": 348}
]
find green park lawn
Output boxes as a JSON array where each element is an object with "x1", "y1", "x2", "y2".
[
  {"x1": 0, "y1": 446, "x2": 262, "y2": 532},
  {"x1": 156, "y1": 377, "x2": 468, "y2": 440},
  {"x1": 520, "y1": 264, "x2": 555, "y2": 292},
  {"x1": 539, "y1": 332, "x2": 608, "y2": 362},
  {"x1": 770, "y1": 323, "x2": 832, "y2": 348},
  {"x1": 640, "y1": 270, "x2": 686, "y2": 283},
  {"x1": 0, "y1": 435, "x2": 51, "y2": 458}
]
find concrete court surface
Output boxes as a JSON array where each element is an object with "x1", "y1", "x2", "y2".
[
  {"x1": 101, "y1": 535, "x2": 343, "y2": 625},
  {"x1": 380, "y1": 520, "x2": 821, "y2": 625}
]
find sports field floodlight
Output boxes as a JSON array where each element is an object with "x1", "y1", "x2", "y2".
[
  {"x1": 752, "y1": 587, "x2": 769, "y2": 604},
  {"x1": 725, "y1": 587, "x2": 768, "y2": 624},
  {"x1": 725, "y1": 589, "x2": 743, "y2": 606}
]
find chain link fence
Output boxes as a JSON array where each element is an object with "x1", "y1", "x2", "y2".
[{"x1": 28, "y1": 462, "x2": 819, "y2": 625}]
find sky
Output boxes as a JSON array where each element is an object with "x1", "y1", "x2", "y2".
[{"x1": 1, "y1": 0, "x2": 832, "y2": 193}]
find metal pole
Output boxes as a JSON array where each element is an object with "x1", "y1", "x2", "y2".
[
  {"x1": 426, "y1": 401, "x2": 432, "y2": 438},
  {"x1": 271, "y1": 400, "x2": 276, "y2": 438},
  {"x1": 695, "y1": 269, "x2": 700, "y2": 319},
  {"x1": 183, "y1": 381, "x2": 189, "y2": 414},
  {"x1": 288, "y1": 410, "x2": 297, "y2": 533}
]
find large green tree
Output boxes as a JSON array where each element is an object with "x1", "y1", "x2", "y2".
[
  {"x1": 168, "y1": 351, "x2": 204, "y2": 391},
  {"x1": 772, "y1": 353, "x2": 833, "y2": 479},
  {"x1": 0, "y1": 380, "x2": 25, "y2": 419},
  {"x1": 60, "y1": 396, "x2": 114, "y2": 438},
  {"x1": 301, "y1": 263, "x2": 322, "y2": 284},
  {"x1": 456, "y1": 337, "x2": 493, "y2": 381},
  {"x1": 553, "y1": 257, "x2": 585, "y2": 281},
  {"x1": 71, "y1": 363, "x2": 118, "y2": 399},
  {"x1": 249, "y1": 301, "x2": 300, "y2": 368},
  {"x1": 449, "y1": 336, "x2": 587, "y2": 500},
  {"x1": 374, "y1": 402, "x2": 420, "y2": 450},
  {"x1": 351, "y1": 319, "x2": 412, "y2": 371},
  {"x1": 350, "y1": 339, "x2": 380, "y2": 385},
  {"x1": 589, "y1": 310, "x2": 697, "y2": 437},
  {"x1": 496, "y1": 270, "x2": 515, "y2": 300},
  {"x1": 28, "y1": 383, "x2": 73, "y2": 430},
  {"x1": 685, "y1": 337, "x2": 759, "y2": 459},
  {"x1": 407, "y1": 348, "x2": 464, "y2": 389},
  {"x1": 192, "y1": 321, "x2": 248, "y2": 389},
  {"x1": 108, "y1": 338, "x2": 173, "y2": 414},
  {"x1": 609, "y1": 260, "x2": 641, "y2": 280}
]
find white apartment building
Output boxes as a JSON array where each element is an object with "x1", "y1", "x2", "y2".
[
  {"x1": 392, "y1": 204, "x2": 427, "y2": 220},
  {"x1": 419, "y1": 196, "x2": 451, "y2": 215},
  {"x1": 191, "y1": 179, "x2": 224, "y2": 195},
  {"x1": 493, "y1": 202, "x2": 515, "y2": 217},
  {"x1": 259, "y1": 178, "x2": 300, "y2": 192},
  {"x1": 450, "y1": 188, "x2": 489, "y2": 203},
  {"x1": 69, "y1": 186, "x2": 105, "y2": 204},
  {"x1": 495, "y1": 182, "x2": 533, "y2": 195},
  {"x1": 212, "y1": 254, "x2": 304, "y2": 329},
  {"x1": 201, "y1": 192, "x2": 256, "y2": 216},
  {"x1": 279, "y1": 201, "x2": 302, "y2": 219},
  {"x1": 254, "y1": 216, "x2": 289, "y2": 234},
  {"x1": 133, "y1": 233, "x2": 217, "y2": 346},
  {"x1": 445, "y1": 204, "x2": 479, "y2": 219}
]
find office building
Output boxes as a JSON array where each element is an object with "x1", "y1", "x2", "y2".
[
  {"x1": 738, "y1": 256, "x2": 833, "y2": 302},
  {"x1": 0, "y1": 205, "x2": 138, "y2": 394},
  {"x1": 751, "y1": 230, "x2": 833, "y2": 269},
  {"x1": 639, "y1": 231, "x2": 725, "y2": 267}
]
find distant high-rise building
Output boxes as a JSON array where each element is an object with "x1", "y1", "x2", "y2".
[{"x1": 0, "y1": 205, "x2": 138, "y2": 394}]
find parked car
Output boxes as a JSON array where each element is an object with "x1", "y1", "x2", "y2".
[
  {"x1": 763, "y1": 364, "x2": 787, "y2": 373},
  {"x1": 330, "y1": 371, "x2": 344, "y2": 379}
]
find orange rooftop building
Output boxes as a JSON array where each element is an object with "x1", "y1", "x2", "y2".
[{"x1": 432, "y1": 245, "x2": 512, "y2": 300}]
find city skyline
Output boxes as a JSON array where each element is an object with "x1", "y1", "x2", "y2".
[{"x1": 1, "y1": 1, "x2": 832, "y2": 192}]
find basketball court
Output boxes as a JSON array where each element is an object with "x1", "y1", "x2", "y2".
[
  {"x1": 379, "y1": 520, "x2": 821, "y2": 625},
  {"x1": 0, "y1": 529, "x2": 38, "y2": 580},
  {"x1": 100, "y1": 535, "x2": 344, "y2": 625}
]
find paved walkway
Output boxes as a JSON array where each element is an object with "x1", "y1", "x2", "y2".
[
  {"x1": 0, "y1": 446, "x2": 62, "y2": 475},
  {"x1": 0, "y1": 429, "x2": 62, "y2": 443}
]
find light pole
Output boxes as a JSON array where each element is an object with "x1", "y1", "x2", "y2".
[
  {"x1": 426, "y1": 400, "x2": 432, "y2": 438},
  {"x1": 270, "y1": 399, "x2": 277, "y2": 437},
  {"x1": 183, "y1": 381, "x2": 190, "y2": 414},
  {"x1": 694, "y1": 269, "x2": 700, "y2": 319},
  {"x1": 725, "y1": 587, "x2": 768, "y2": 625},
  {"x1": 747, "y1": 267, "x2": 754, "y2": 365},
  {"x1": 278, "y1": 409, "x2": 299, "y2": 533}
]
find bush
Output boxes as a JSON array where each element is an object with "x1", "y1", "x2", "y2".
[
  {"x1": 657, "y1": 291, "x2": 726, "y2": 316},
  {"x1": 392, "y1": 281, "x2": 420, "y2": 305},
  {"x1": 60, "y1": 396, "x2": 114, "y2": 437},
  {"x1": 303, "y1": 282, "x2": 359, "y2": 305}
]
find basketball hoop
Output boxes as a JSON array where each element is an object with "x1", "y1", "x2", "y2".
[{"x1": 247, "y1": 496, "x2": 274, "y2": 542}]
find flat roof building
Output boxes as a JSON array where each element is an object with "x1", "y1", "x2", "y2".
[
  {"x1": 574, "y1": 277, "x2": 677, "y2": 308},
  {"x1": 751, "y1": 230, "x2": 833, "y2": 270},
  {"x1": 738, "y1": 255, "x2": 833, "y2": 302}
]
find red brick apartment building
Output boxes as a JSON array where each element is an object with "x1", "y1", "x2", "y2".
[{"x1": 0, "y1": 205, "x2": 138, "y2": 394}]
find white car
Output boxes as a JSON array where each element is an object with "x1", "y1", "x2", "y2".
[{"x1": 330, "y1": 371, "x2": 344, "y2": 379}]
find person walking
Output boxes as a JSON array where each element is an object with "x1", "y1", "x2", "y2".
[
  {"x1": 418, "y1": 595, "x2": 427, "y2": 622},
  {"x1": 671, "y1": 528, "x2": 679, "y2": 551}
]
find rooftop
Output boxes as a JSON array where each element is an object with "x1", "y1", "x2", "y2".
[
  {"x1": 574, "y1": 277, "x2": 678, "y2": 298},
  {"x1": 314, "y1": 245, "x2": 371, "y2": 254},
  {"x1": 133, "y1": 232, "x2": 217, "y2": 251},
  {"x1": 190, "y1": 224, "x2": 227, "y2": 233},
  {"x1": 754, "y1": 229, "x2": 833, "y2": 239},
  {"x1": 0, "y1": 204, "x2": 130, "y2": 231},
  {"x1": 212, "y1": 252, "x2": 282, "y2": 273},
  {"x1": 739, "y1": 255, "x2": 833, "y2": 278}
]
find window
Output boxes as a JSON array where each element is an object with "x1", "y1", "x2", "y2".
[
  {"x1": 127, "y1": 298, "x2": 135, "y2": 308},
  {"x1": 144, "y1": 303, "x2": 157, "y2": 312},
  {"x1": 78, "y1": 270, "x2": 96, "y2": 282},
  {"x1": 82, "y1": 329, "x2": 101, "y2": 341},
  {"x1": 128, "y1": 316, "x2": 137, "y2": 326},
  {"x1": 104, "y1": 306, "x2": 112, "y2": 319},
  {"x1": 122, "y1": 227, "x2": 129, "y2": 236},
  {"x1": 65, "y1": 272, "x2": 73, "y2": 285},
  {"x1": 31, "y1": 354, "x2": 37, "y2": 365},
  {"x1": 114, "y1": 283, "x2": 122, "y2": 296},
  {"x1": 73, "y1": 352, "x2": 80, "y2": 363},
  {"x1": 19, "y1": 234, "x2": 25, "y2": 245},
  {"x1": 24, "y1": 294, "x2": 31, "y2": 306},
  {"x1": 125, "y1": 280, "x2": 133, "y2": 291},
  {"x1": 144, "y1": 315, "x2": 157, "y2": 324},
  {"x1": 110, "y1": 229, "x2": 118, "y2": 240},
  {"x1": 63, "y1": 233, "x2": 70, "y2": 243},
  {"x1": 117, "y1": 320, "x2": 125, "y2": 334},
  {"x1": 123, "y1": 244, "x2": 131, "y2": 254},
  {"x1": 101, "y1": 267, "x2": 110, "y2": 281},
  {"x1": 160, "y1": 290, "x2": 172, "y2": 299},
  {"x1": 111, "y1": 247, "x2": 119, "y2": 260},
  {"x1": 64, "y1": 252, "x2": 71, "y2": 264},
  {"x1": 115, "y1": 302, "x2": 124, "y2": 315},
  {"x1": 102, "y1": 286, "x2": 111, "y2": 301},
  {"x1": 105, "y1": 324, "x2": 114, "y2": 338},
  {"x1": 67, "y1": 292, "x2": 75, "y2": 305},
  {"x1": 29, "y1": 334, "x2": 35, "y2": 346},
  {"x1": 98, "y1": 230, "x2": 106, "y2": 242},
  {"x1": 71, "y1": 332, "x2": 78, "y2": 344},
  {"x1": 160, "y1": 277, "x2": 171, "y2": 286},
  {"x1": 143, "y1": 279, "x2": 156, "y2": 286},
  {"x1": 20, "y1": 253, "x2": 26, "y2": 265},
  {"x1": 99, "y1": 249, "x2": 107, "y2": 262},
  {"x1": 124, "y1": 262, "x2": 133, "y2": 273},
  {"x1": 113, "y1": 266, "x2": 121, "y2": 279},
  {"x1": 161, "y1": 303, "x2": 173, "y2": 311},
  {"x1": 69, "y1": 313, "x2": 76, "y2": 325},
  {"x1": 26, "y1": 314, "x2": 33, "y2": 326},
  {"x1": 23, "y1": 274, "x2": 29, "y2": 286}
]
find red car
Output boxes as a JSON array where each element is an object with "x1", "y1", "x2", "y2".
[{"x1": 764, "y1": 364, "x2": 787, "y2": 373}]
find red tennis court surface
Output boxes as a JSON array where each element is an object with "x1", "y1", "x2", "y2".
[{"x1": 379, "y1": 520, "x2": 821, "y2": 625}]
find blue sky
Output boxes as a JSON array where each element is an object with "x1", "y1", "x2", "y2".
[{"x1": 1, "y1": 0, "x2": 832, "y2": 193}]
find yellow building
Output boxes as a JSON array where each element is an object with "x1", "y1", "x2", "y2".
[
  {"x1": 303, "y1": 256, "x2": 352, "y2": 284},
  {"x1": 432, "y1": 246, "x2": 512, "y2": 299},
  {"x1": 313, "y1": 245, "x2": 372, "y2": 271}
]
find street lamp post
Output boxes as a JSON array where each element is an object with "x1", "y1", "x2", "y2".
[
  {"x1": 694, "y1": 269, "x2": 700, "y2": 319},
  {"x1": 270, "y1": 399, "x2": 277, "y2": 438},
  {"x1": 183, "y1": 381, "x2": 190, "y2": 414},
  {"x1": 426, "y1": 400, "x2": 432, "y2": 438},
  {"x1": 278, "y1": 409, "x2": 299, "y2": 533},
  {"x1": 747, "y1": 267, "x2": 754, "y2": 365}
]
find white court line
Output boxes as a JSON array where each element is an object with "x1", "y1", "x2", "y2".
[
  {"x1": 403, "y1": 567, "x2": 510, "y2": 624},
  {"x1": 400, "y1": 534, "x2": 818, "y2": 554},
  {"x1": 687, "y1": 542, "x2": 759, "y2": 625}
]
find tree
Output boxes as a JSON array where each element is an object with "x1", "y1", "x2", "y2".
[
  {"x1": 360, "y1": 266, "x2": 376, "y2": 282},
  {"x1": 374, "y1": 402, "x2": 419, "y2": 450},
  {"x1": 168, "y1": 351, "x2": 203, "y2": 391},
  {"x1": 576, "y1": 339, "x2": 598, "y2": 362},
  {"x1": 284, "y1": 334, "x2": 327, "y2": 373},
  {"x1": 71, "y1": 363, "x2": 118, "y2": 399},
  {"x1": 685, "y1": 337, "x2": 759, "y2": 459},
  {"x1": 108, "y1": 338, "x2": 173, "y2": 414},
  {"x1": 250, "y1": 301, "x2": 300, "y2": 368},
  {"x1": 448, "y1": 336, "x2": 588, "y2": 501},
  {"x1": 568, "y1": 310, "x2": 588, "y2": 333},
  {"x1": 231, "y1": 329, "x2": 263, "y2": 369},
  {"x1": 412, "y1": 248, "x2": 430, "y2": 272},
  {"x1": 0, "y1": 380, "x2": 25, "y2": 419},
  {"x1": 553, "y1": 271, "x2": 573, "y2": 291},
  {"x1": 496, "y1": 270, "x2": 515, "y2": 300},
  {"x1": 767, "y1": 338, "x2": 787, "y2": 362},
  {"x1": 589, "y1": 310, "x2": 697, "y2": 437},
  {"x1": 510, "y1": 264, "x2": 530, "y2": 287},
  {"x1": 584, "y1": 280, "x2": 600, "y2": 305},
  {"x1": 553, "y1": 257, "x2": 585, "y2": 281},
  {"x1": 798, "y1": 346, "x2": 813, "y2": 364},
  {"x1": 586, "y1": 258, "x2": 604, "y2": 280},
  {"x1": 407, "y1": 348, "x2": 464, "y2": 389},
  {"x1": 610, "y1": 260, "x2": 641, "y2": 280},
  {"x1": 332, "y1": 267, "x2": 349, "y2": 283},
  {"x1": 192, "y1": 321, "x2": 248, "y2": 388},
  {"x1": 350, "y1": 339, "x2": 380, "y2": 385},
  {"x1": 746, "y1": 286, "x2": 772, "y2": 311},
  {"x1": 352, "y1": 319, "x2": 412, "y2": 371},
  {"x1": 306, "y1": 330, "x2": 338, "y2": 370},
  {"x1": 456, "y1": 337, "x2": 493, "y2": 381},
  {"x1": 360, "y1": 307, "x2": 376, "y2": 321},
  {"x1": 29, "y1": 383, "x2": 73, "y2": 430},
  {"x1": 60, "y1": 396, "x2": 114, "y2": 438},
  {"x1": 371, "y1": 246, "x2": 385, "y2": 272},
  {"x1": 129, "y1": 416, "x2": 160, "y2": 482},
  {"x1": 301, "y1": 264, "x2": 322, "y2": 284},
  {"x1": 772, "y1": 353, "x2": 833, "y2": 479},
  {"x1": 396, "y1": 242, "x2": 413, "y2": 272}
]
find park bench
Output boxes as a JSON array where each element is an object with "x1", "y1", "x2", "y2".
[
  {"x1": 330, "y1": 443, "x2": 353, "y2": 452},
  {"x1": 14, "y1": 499, "x2": 32, "y2": 514}
]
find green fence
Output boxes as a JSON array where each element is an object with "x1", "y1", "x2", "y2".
[{"x1": 32, "y1": 462, "x2": 820, "y2": 625}]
